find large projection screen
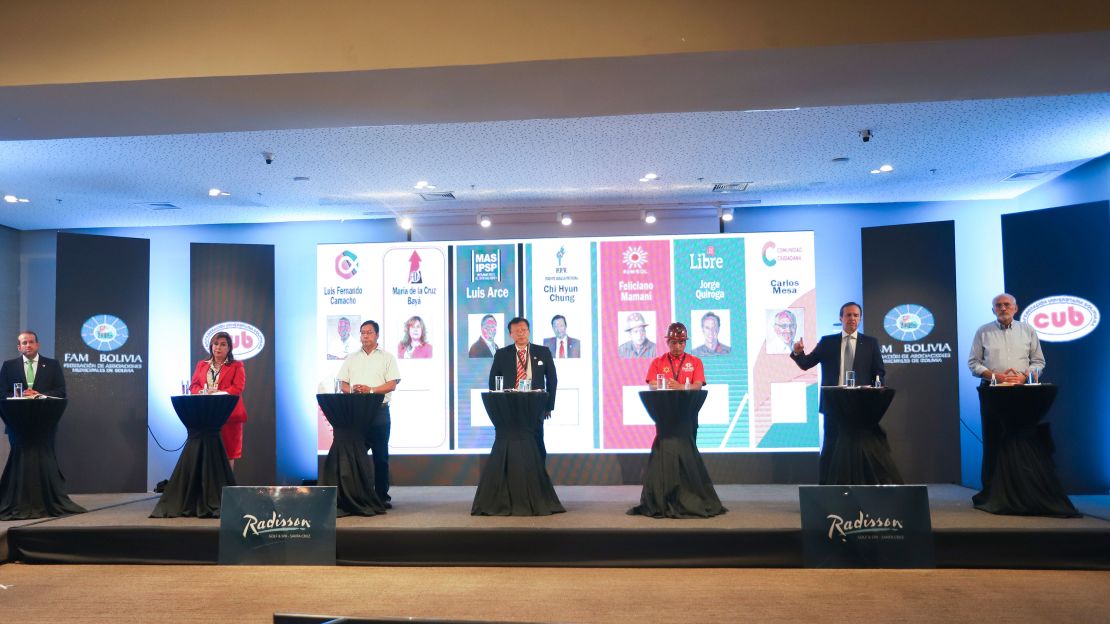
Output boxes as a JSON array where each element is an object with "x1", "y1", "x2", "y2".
[{"x1": 316, "y1": 232, "x2": 817, "y2": 455}]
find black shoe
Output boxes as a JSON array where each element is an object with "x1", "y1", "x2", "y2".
[{"x1": 383, "y1": 501, "x2": 393, "y2": 509}]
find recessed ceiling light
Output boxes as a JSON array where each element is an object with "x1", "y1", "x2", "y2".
[
  {"x1": 644, "y1": 173, "x2": 658, "y2": 180},
  {"x1": 559, "y1": 213, "x2": 573, "y2": 226},
  {"x1": 17, "y1": 198, "x2": 29, "y2": 203},
  {"x1": 643, "y1": 210, "x2": 657, "y2": 224},
  {"x1": 3, "y1": 195, "x2": 17, "y2": 203},
  {"x1": 414, "y1": 181, "x2": 430, "y2": 190},
  {"x1": 870, "y1": 169, "x2": 881, "y2": 174},
  {"x1": 879, "y1": 164, "x2": 894, "y2": 172},
  {"x1": 208, "y1": 188, "x2": 222, "y2": 197},
  {"x1": 479, "y1": 214, "x2": 492, "y2": 228},
  {"x1": 398, "y1": 216, "x2": 413, "y2": 230}
]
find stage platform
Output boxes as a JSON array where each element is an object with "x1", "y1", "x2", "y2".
[{"x1": 4, "y1": 485, "x2": 1110, "y2": 569}]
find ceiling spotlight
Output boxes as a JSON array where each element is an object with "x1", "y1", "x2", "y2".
[
  {"x1": 208, "y1": 188, "x2": 224, "y2": 197},
  {"x1": 3, "y1": 195, "x2": 17, "y2": 203},
  {"x1": 414, "y1": 181, "x2": 436, "y2": 190},
  {"x1": 879, "y1": 164, "x2": 894, "y2": 172},
  {"x1": 559, "y1": 212, "x2": 573, "y2": 226},
  {"x1": 479, "y1": 214, "x2": 492, "y2": 228},
  {"x1": 17, "y1": 198, "x2": 29, "y2": 203},
  {"x1": 644, "y1": 173, "x2": 658, "y2": 180},
  {"x1": 870, "y1": 169, "x2": 881, "y2": 174},
  {"x1": 720, "y1": 207, "x2": 735, "y2": 222},
  {"x1": 643, "y1": 210, "x2": 657, "y2": 224},
  {"x1": 398, "y1": 216, "x2": 413, "y2": 230}
]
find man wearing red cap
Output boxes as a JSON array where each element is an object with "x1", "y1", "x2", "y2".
[{"x1": 645, "y1": 322, "x2": 705, "y2": 390}]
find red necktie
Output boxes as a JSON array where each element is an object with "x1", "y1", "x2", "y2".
[
  {"x1": 558, "y1": 340, "x2": 565, "y2": 358},
  {"x1": 516, "y1": 348, "x2": 527, "y2": 384}
]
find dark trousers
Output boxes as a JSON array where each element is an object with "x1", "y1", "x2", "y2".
[{"x1": 363, "y1": 404, "x2": 391, "y2": 500}]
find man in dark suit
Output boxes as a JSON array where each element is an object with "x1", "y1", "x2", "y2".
[
  {"x1": 468, "y1": 314, "x2": 499, "y2": 358},
  {"x1": 1, "y1": 330, "x2": 67, "y2": 398},
  {"x1": 542, "y1": 314, "x2": 581, "y2": 359},
  {"x1": 789, "y1": 302, "x2": 884, "y2": 483},
  {"x1": 488, "y1": 317, "x2": 557, "y2": 459}
]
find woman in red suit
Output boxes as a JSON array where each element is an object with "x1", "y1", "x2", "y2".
[{"x1": 189, "y1": 331, "x2": 247, "y2": 468}]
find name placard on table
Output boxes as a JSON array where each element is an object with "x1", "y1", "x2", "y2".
[{"x1": 219, "y1": 486, "x2": 337, "y2": 565}]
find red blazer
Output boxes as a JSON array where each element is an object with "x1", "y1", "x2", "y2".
[{"x1": 189, "y1": 359, "x2": 247, "y2": 424}]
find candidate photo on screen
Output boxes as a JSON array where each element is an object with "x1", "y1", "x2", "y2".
[
  {"x1": 398, "y1": 315, "x2": 433, "y2": 359},
  {"x1": 765, "y1": 308, "x2": 803, "y2": 355},
  {"x1": 468, "y1": 312, "x2": 503, "y2": 358},
  {"x1": 327, "y1": 314, "x2": 360, "y2": 360},
  {"x1": 691, "y1": 309, "x2": 731, "y2": 356},
  {"x1": 543, "y1": 313, "x2": 581, "y2": 359},
  {"x1": 618, "y1": 310, "x2": 656, "y2": 359}
]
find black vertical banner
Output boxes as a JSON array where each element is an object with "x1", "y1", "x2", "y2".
[
  {"x1": 55, "y1": 233, "x2": 149, "y2": 493},
  {"x1": 862, "y1": 221, "x2": 960, "y2": 483},
  {"x1": 191, "y1": 243, "x2": 276, "y2": 486},
  {"x1": 1002, "y1": 201, "x2": 1110, "y2": 493}
]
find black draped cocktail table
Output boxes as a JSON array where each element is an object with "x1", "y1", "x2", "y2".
[
  {"x1": 316, "y1": 392, "x2": 387, "y2": 516},
  {"x1": 0, "y1": 398, "x2": 87, "y2": 520},
  {"x1": 819, "y1": 387, "x2": 903, "y2": 486},
  {"x1": 628, "y1": 389, "x2": 726, "y2": 519},
  {"x1": 974, "y1": 384, "x2": 1078, "y2": 517},
  {"x1": 150, "y1": 394, "x2": 238, "y2": 518},
  {"x1": 471, "y1": 391, "x2": 564, "y2": 516}
]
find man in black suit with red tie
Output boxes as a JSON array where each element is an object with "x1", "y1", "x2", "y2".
[
  {"x1": 1, "y1": 330, "x2": 67, "y2": 398},
  {"x1": 789, "y1": 302, "x2": 884, "y2": 482},
  {"x1": 488, "y1": 317, "x2": 557, "y2": 459}
]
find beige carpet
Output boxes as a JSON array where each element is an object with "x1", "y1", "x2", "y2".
[{"x1": 0, "y1": 564, "x2": 1107, "y2": 623}]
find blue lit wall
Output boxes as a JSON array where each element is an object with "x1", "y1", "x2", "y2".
[
  {"x1": 14, "y1": 152, "x2": 1110, "y2": 489},
  {"x1": 729, "y1": 152, "x2": 1110, "y2": 488}
]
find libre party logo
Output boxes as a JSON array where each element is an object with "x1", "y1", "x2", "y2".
[
  {"x1": 203, "y1": 321, "x2": 266, "y2": 360},
  {"x1": 762, "y1": 241, "x2": 777, "y2": 267},
  {"x1": 334, "y1": 250, "x2": 359, "y2": 280},
  {"x1": 621, "y1": 245, "x2": 648, "y2": 271},
  {"x1": 1020, "y1": 295, "x2": 1100, "y2": 342},
  {"x1": 883, "y1": 305, "x2": 935, "y2": 342},
  {"x1": 81, "y1": 314, "x2": 129, "y2": 351},
  {"x1": 471, "y1": 249, "x2": 501, "y2": 282}
]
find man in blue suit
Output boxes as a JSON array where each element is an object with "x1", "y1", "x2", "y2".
[
  {"x1": 789, "y1": 302, "x2": 885, "y2": 483},
  {"x1": 489, "y1": 317, "x2": 557, "y2": 459}
]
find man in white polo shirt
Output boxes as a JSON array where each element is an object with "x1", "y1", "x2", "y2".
[{"x1": 338, "y1": 320, "x2": 401, "y2": 507}]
